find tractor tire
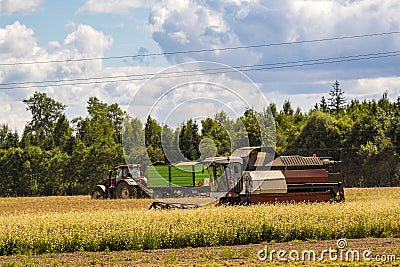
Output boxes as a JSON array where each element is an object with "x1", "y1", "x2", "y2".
[
  {"x1": 139, "y1": 186, "x2": 148, "y2": 199},
  {"x1": 116, "y1": 182, "x2": 132, "y2": 199},
  {"x1": 91, "y1": 187, "x2": 105, "y2": 199},
  {"x1": 138, "y1": 186, "x2": 151, "y2": 199},
  {"x1": 131, "y1": 185, "x2": 138, "y2": 199}
]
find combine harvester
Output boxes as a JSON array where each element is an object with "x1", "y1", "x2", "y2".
[
  {"x1": 202, "y1": 146, "x2": 344, "y2": 205},
  {"x1": 149, "y1": 146, "x2": 344, "y2": 209}
]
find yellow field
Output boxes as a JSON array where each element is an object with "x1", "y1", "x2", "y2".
[
  {"x1": 0, "y1": 188, "x2": 399, "y2": 256},
  {"x1": 0, "y1": 196, "x2": 153, "y2": 215}
]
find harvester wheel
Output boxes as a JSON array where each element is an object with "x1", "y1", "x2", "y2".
[
  {"x1": 116, "y1": 182, "x2": 132, "y2": 199},
  {"x1": 91, "y1": 187, "x2": 105, "y2": 199}
]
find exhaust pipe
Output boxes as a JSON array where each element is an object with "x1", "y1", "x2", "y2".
[{"x1": 108, "y1": 170, "x2": 113, "y2": 198}]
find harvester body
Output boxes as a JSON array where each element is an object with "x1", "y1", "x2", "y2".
[{"x1": 204, "y1": 147, "x2": 345, "y2": 205}]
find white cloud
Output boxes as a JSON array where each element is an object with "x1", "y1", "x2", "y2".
[
  {"x1": 48, "y1": 41, "x2": 61, "y2": 49},
  {"x1": 0, "y1": 0, "x2": 43, "y2": 15},
  {"x1": 168, "y1": 31, "x2": 189, "y2": 45},
  {"x1": 0, "y1": 22, "x2": 113, "y2": 84},
  {"x1": 61, "y1": 24, "x2": 113, "y2": 61},
  {"x1": 126, "y1": 62, "x2": 269, "y2": 128},
  {"x1": 149, "y1": 0, "x2": 400, "y2": 64},
  {"x1": 0, "y1": 21, "x2": 42, "y2": 60},
  {"x1": 0, "y1": 22, "x2": 125, "y2": 133},
  {"x1": 148, "y1": 0, "x2": 255, "y2": 65},
  {"x1": 0, "y1": 103, "x2": 10, "y2": 112},
  {"x1": 148, "y1": 0, "x2": 400, "y2": 108},
  {"x1": 78, "y1": 0, "x2": 159, "y2": 14},
  {"x1": 348, "y1": 77, "x2": 400, "y2": 99}
]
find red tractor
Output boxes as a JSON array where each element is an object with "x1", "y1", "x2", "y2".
[{"x1": 91, "y1": 164, "x2": 152, "y2": 199}]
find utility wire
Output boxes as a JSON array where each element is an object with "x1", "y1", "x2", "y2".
[
  {"x1": 1, "y1": 50, "x2": 400, "y2": 90},
  {"x1": 1, "y1": 31, "x2": 399, "y2": 67}
]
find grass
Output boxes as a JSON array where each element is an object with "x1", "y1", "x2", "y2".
[{"x1": 0, "y1": 188, "x2": 398, "y2": 256}]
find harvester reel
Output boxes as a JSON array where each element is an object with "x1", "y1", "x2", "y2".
[{"x1": 149, "y1": 201, "x2": 199, "y2": 210}]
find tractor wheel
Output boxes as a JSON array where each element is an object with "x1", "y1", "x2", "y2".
[
  {"x1": 91, "y1": 187, "x2": 105, "y2": 199},
  {"x1": 116, "y1": 182, "x2": 132, "y2": 199},
  {"x1": 139, "y1": 186, "x2": 149, "y2": 199},
  {"x1": 131, "y1": 185, "x2": 138, "y2": 199}
]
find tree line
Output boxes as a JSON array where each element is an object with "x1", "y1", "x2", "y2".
[{"x1": 0, "y1": 81, "x2": 399, "y2": 196}]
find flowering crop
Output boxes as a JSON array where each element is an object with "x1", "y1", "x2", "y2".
[{"x1": 0, "y1": 188, "x2": 398, "y2": 256}]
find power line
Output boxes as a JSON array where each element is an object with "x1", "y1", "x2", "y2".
[
  {"x1": 242, "y1": 51, "x2": 400, "y2": 71},
  {"x1": 1, "y1": 50, "x2": 399, "y2": 90},
  {"x1": 1, "y1": 31, "x2": 400, "y2": 67},
  {"x1": 237, "y1": 50, "x2": 400, "y2": 70}
]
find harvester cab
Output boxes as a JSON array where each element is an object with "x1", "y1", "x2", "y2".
[{"x1": 203, "y1": 156, "x2": 246, "y2": 202}]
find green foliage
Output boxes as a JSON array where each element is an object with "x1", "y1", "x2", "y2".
[
  {"x1": 23, "y1": 91, "x2": 66, "y2": 134},
  {"x1": 239, "y1": 109, "x2": 261, "y2": 147},
  {"x1": 329, "y1": 80, "x2": 346, "y2": 113},
  {"x1": 179, "y1": 119, "x2": 201, "y2": 160},
  {"x1": 340, "y1": 92, "x2": 400, "y2": 187},
  {"x1": 144, "y1": 115, "x2": 164, "y2": 163},
  {"x1": 0, "y1": 124, "x2": 19, "y2": 149},
  {"x1": 123, "y1": 117, "x2": 148, "y2": 165},
  {"x1": 318, "y1": 96, "x2": 329, "y2": 112},
  {"x1": 287, "y1": 111, "x2": 346, "y2": 158},
  {"x1": 53, "y1": 114, "x2": 73, "y2": 154},
  {"x1": 0, "y1": 85, "x2": 399, "y2": 196},
  {"x1": 145, "y1": 115, "x2": 162, "y2": 148},
  {"x1": 274, "y1": 101, "x2": 305, "y2": 154},
  {"x1": 0, "y1": 147, "x2": 71, "y2": 196},
  {"x1": 201, "y1": 111, "x2": 232, "y2": 156},
  {"x1": 22, "y1": 91, "x2": 66, "y2": 149},
  {"x1": 161, "y1": 124, "x2": 181, "y2": 163}
]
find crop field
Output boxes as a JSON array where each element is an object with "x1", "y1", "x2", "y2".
[{"x1": 0, "y1": 188, "x2": 399, "y2": 266}]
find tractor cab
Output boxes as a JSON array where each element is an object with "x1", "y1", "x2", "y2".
[
  {"x1": 114, "y1": 166, "x2": 128, "y2": 183},
  {"x1": 109, "y1": 164, "x2": 141, "y2": 187},
  {"x1": 114, "y1": 164, "x2": 141, "y2": 180},
  {"x1": 100, "y1": 164, "x2": 142, "y2": 189},
  {"x1": 203, "y1": 157, "x2": 244, "y2": 198}
]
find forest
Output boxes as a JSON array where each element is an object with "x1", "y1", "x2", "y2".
[{"x1": 0, "y1": 81, "x2": 399, "y2": 196}]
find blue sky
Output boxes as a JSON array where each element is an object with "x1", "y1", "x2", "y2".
[{"x1": 1, "y1": 0, "x2": 400, "y2": 133}]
